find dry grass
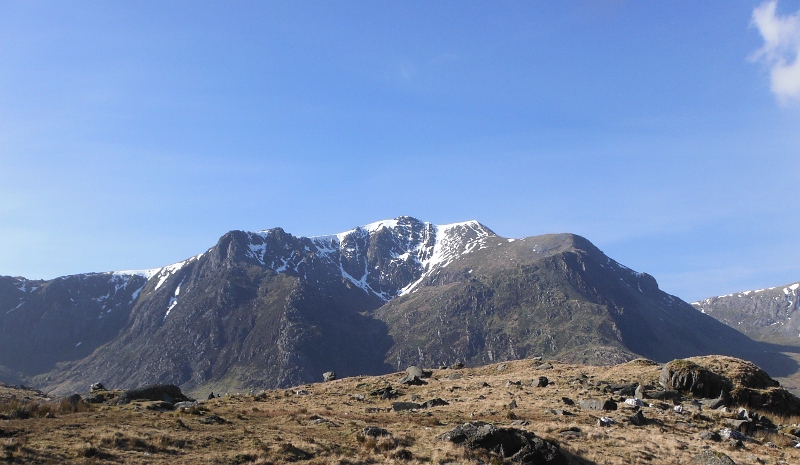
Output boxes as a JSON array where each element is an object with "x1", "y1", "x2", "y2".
[{"x1": 2, "y1": 359, "x2": 800, "y2": 464}]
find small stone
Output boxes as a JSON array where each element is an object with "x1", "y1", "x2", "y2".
[
  {"x1": 323, "y1": 371, "x2": 336, "y2": 382},
  {"x1": 392, "y1": 402, "x2": 421, "y2": 412},
  {"x1": 629, "y1": 410, "x2": 647, "y2": 426},
  {"x1": 699, "y1": 431, "x2": 722, "y2": 442},
  {"x1": 599, "y1": 416, "x2": 615, "y2": 427},
  {"x1": 422, "y1": 398, "x2": 449, "y2": 409},
  {"x1": 508, "y1": 399, "x2": 518, "y2": 409},
  {"x1": 692, "y1": 449, "x2": 737, "y2": 465},
  {"x1": 362, "y1": 426, "x2": 392, "y2": 438},
  {"x1": 536, "y1": 376, "x2": 549, "y2": 387}
]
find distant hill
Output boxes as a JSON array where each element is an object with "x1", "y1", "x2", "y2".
[
  {"x1": 1, "y1": 216, "x2": 795, "y2": 396},
  {"x1": 693, "y1": 282, "x2": 800, "y2": 345}
]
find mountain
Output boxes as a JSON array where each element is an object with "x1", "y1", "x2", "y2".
[
  {"x1": 693, "y1": 281, "x2": 800, "y2": 345},
  {"x1": 0, "y1": 216, "x2": 795, "y2": 396}
]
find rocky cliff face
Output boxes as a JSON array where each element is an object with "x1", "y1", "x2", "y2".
[
  {"x1": 693, "y1": 282, "x2": 800, "y2": 344},
  {"x1": 0, "y1": 217, "x2": 794, "y2": 396}
]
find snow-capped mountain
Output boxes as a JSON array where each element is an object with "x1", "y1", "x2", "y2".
[
  {"x1": 693, "y1": 281, "x2": 800, "y2": 344},
  {"x1": 0, "y1": 217, "x2": 790, "y2": 396}
]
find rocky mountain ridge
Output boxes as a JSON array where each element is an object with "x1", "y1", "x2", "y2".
[
  {"x1": 693, "y1": 281, "x2": 800, "y2": 345},
  {"x1": 0, "y1": 217, "x2": 796, "y2": 396}
]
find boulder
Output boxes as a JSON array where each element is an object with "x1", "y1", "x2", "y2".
[
  {"x1": 113, "y1": 384, "x2": 192, "y2": 405},
  {"x1": 398, "y1": 374, "x2": 428, "y2": 385},
  {"x1": 660, "y1": 356, "x2": 800, "y2": 416},
  {"x1": 440, "y1": 422, "x2": 567, "y2": 465},
  {"x1": 322, "y1": 371, "x2": 336, "y2": 382},
  {"x1": 90, "y1": 382, "x2": 105, "y2": 392},
  {"x1": 405, "y1": 366, "x2": 426, "y2": 378},
  {"x1": 392, "y1": 402, "x2": 421, "y2": 411},
  {"x1": 659, "y1": 359, "x2": 730, "y2": 399},
  {"x1": 422, "y1": 398, "x2": 449, "y2": 408},
  {"x1": 535, "y1": 376, "x2": 549, "y2": 388},
  {"x1": 579, "y1": 398, "x2": 617, "y2": 411}
]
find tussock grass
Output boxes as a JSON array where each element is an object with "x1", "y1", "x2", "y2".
[{"x1": 0, "y1": 396, "x2": 90, "y2": 419}]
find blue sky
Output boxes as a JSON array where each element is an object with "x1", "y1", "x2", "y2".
[{"x1": 1, "y1": 1, "x2": 799, "y2": 303}]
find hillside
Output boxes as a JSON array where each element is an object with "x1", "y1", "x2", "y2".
[{"x1": 1, "y1": 356, "x2": 799, "y2": 464}]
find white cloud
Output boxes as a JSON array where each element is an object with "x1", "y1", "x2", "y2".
[{"x1": 751, "y1": 1, "x2": 800, "y2": 103}]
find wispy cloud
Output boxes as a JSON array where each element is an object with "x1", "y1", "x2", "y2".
[{"x1": 751, "y1": 1, "x2": 800, "y2": 103}]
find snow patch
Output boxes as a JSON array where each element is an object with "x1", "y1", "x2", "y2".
[{"x1": 164, "y1": 278, "x2": 185, "y2": 320}]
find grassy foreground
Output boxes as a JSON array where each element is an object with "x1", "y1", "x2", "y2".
[{"x1": 2, "y1": 358, "x2": 799, "y2": 464}]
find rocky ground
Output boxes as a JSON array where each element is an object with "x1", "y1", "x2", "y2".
[{"x1": 2, "y1": 356, "x2": 800, "y2": 464}]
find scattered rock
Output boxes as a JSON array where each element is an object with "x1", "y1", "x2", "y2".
[
  {"x1": 63, "y1": 393, "x2": 85, "y2": 407},
  {"x1": 561, "y1": 397, "x2": 575, "y2": 406},
  {"x1": 323, "y1": 371, "x2": 336, "y2": 382},
  {"x1": 629, "y1": 410, "x2": 647, "y2": 426},
  {"x1": 370, "y1": 386, "x2": 400, "y2": 399},
  {"x1": 719, "y1": 428, "x2": 748, "y2": 441},
  {"x1": 535, "y1": 376, "x2": 549, "y2": 388},
  {"x1": 725, "y1": 419, "x2": 754, "y2": 435},
  {"x1": 508, "y1": 400, "x2": 518, "y2": 409},
  {"x1": 624, "y1": 398, "x2": 645, "y2": 407},
  {"x1": 199, "y1": 414, "x2": 226, "y2": 425},
  {"x1": 440, "y1": 422, "x2": 567, "y2": 464},
  {"x1": 606, "y1": 383, "x2": 637, "y2": 396},
  {"x1": 114, "y1": 384, "x2": 192, "y2": 405},
  {"x1": 648, "y1": 390, "x2": 681, "y2": 401},
  {"x1": 90, "y1": 383, "x2": 105, "y2": 392},
  {"x1": 496, "y1": 363, "x2": 507, "y2": 372},
  {"x1": 174, "y1": 401, "x2": 198, "y2": 409},
  {"x1": 80, "y1": 393, "x2": 105, "y2": 404},
  {"x1": 536, "y1": 363, "x2": 554, "y2": 370},
  {"x1": 362, "y1": 426, "x2": 392, "y2": 438},
  {"x1": 295, "y1": 389, "x2": 310, "y2": 396},
  {"x1": 599, "y1": 416, "x2": 616, "y2": 427},
  {"x1": 700, "y1": 431, "x2": 722, "y2": 442},
  {"x1": 398, "y1": 374, "x2": 428, "y2": 386},
  {"x1": 579, "y1": 398, "x2": 617, "y2": 411},
  {"x1": 422, "y1": 398, "x2": 449, "y2": 409},
  {"x1": 506, "y1": 380, "x2": 522, "y2": 387},
  {"x1": 392, "y1": 402, "x2": 421, "y2": 411},
  {"x1": 447, "y1": 373, "x2": 463, "y2": 380},
  {"x1": 405, "y1": 366, "x2": 432, "y2": 379},
  {"x1": 450, "y1": 361, "x2": 465, "y2": 369},
  {"x1": 558, "y1": 427, "x2": 581, "y2": 439},
  {"x1": 145, "y1": 401, "x2": 175, "y2": 411},
  {"x1": 692, "y1": 449, "x2": 737, "y2": 465},
  {"x1": 700, "y1": 392, "x2": 729, "y2": 410}
]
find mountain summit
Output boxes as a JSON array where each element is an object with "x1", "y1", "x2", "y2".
[{"x1": 0, "y1": 217, "x2": 794, "y2": 395}]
